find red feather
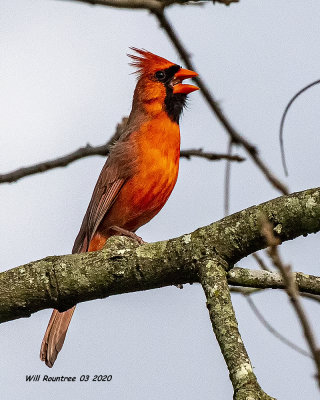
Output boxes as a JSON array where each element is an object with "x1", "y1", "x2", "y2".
[{"x1": 128, "y1": 47, "x2": 177, "y2": 77}]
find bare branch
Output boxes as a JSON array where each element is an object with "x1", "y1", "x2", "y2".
[
  {"x1": 252, "y1": 252, "x2": 270, "y2": 271},
  {"x1": 54, "y1": 0, "x2": 287, "y2": 194},
  {"x1": 61, "y1": 0, "x2": 165, "y2": 11},
  {"x1": 1, "y1": 186, "x2": 320, "y2": 397},
  {"x1": 0, "y1": 117, "x2": 127, "y2": 184},
  {"x1": 301, "y1": 293, "x2": 320, "y2": 304},
  {"x1": 262, "y1": 218, "x2": 320, "y2": 386},
  {"x1": 152, "y1": 10, "x2": 288, "y2": 195},
  {"x1": 246, "y1": 296, "x2": 311, "y2": 359},
  {"x1": 61, "y1": 0, "x2": 237, "y2": 11},
  {"x1": 224, "y1": 139, "x2": 233, "y2": 215},
  {"x1": 231, "y1": 283, "x2": 320, "y2": 302},
  {"x1": 2, "y1": 187, "x2": 320, "y2": 324},
  {"x1": 228, "y1": 268, "x2": 320, "y2": 295},
  {"x1": 199, "y1": 258, "x2": 275, "y2": 400},
  {"x1": 180, "y1": 148, "x2": 244, "y2": 162},
  {"x1": 0, "y1": 125, "x2": 244, "y2": 185},
  {"x1": 279, "y1": 79, "x2": 320, "y2": 176},
  {"x1": 230, "y1": 287, "x2": 260, "y2": 295},
  {"x1": 0, "y1": 147, "x2": 243, "y2": 184},
  {"x1": 0, "y1": 144, "x2": 108, "y2": 184},
  {"x1": 213, "y1": 0, "x2": 239, "y2": 4},
  {"x1": 241, "y1": 250, "x2": 320, "y2": 359}
]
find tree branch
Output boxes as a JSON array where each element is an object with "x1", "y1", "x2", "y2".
[
  {"x1": 62, "y1": 0, "x2": 238, "y2": 11},
  {"x1": 0, "y1": 117, "x2": 126, "y2": 184},
  {"x1": 2, "y1": 187, "x2": 320, "y2": 324},
  {"x1": 152, "y1": 10, "x2": 288, "y2": 195},
  {"x1": 3, "y1": 187, "x2": 320, "y2": 398},
  {"x1": 228, "y1": 268, "x2": 320, "y2": 295},
  {"x1": 232, "y1": 274, "x2": 320, "y2": 359},
  {"x1": 57, "y1": 0, "x2": 286, "y2": 194},
  {"x1": 0, "y1": 118, "x2": 244, "y2": 185},
  {"x1": 61, "y1": 0, "x2": 165, "y2": 11},
  {"x1": 180, "y1": 148, "x2": 244, "y2": 162},
  {"x1": 199, "y1": 258, "x2": 275, "y2": 399},
  {"x1": 262, "y1": 219, "x2": 320, "y2": 386},
  {"x1": 245, "y1": 296, "x2": 311, "y2": 359},
  {"x1": 0, "y1": 146, "x2": 243, "y2": 184}
]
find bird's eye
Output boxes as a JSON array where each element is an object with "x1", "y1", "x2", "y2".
[{"x1": 155, "y1": 70, "x2": 166, "y2": 82}]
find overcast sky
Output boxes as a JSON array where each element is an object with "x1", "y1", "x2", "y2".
[{"x1": 1, "y1": 1, "x2": 320, "y2": 399}]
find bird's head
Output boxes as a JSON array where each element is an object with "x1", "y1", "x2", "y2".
[{"x1": 128, "y1": 48, "x2": 199, "y2": 123}]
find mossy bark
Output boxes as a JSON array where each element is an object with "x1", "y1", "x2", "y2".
[
  {"x1": 1, "y1": 187, "x2": 320, "y2": 323},
  {"x1": 2, "y1": 187, "x2": 320, "y2": 398},
  {"x1": 199, "y1": 259, "x2": 276, "y2": 400},
  {"x1": 228, "y1": 268, "x2": 320, "y2": 294}
]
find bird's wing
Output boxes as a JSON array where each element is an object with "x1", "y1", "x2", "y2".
[
  {"x1": 42, "y1": 151, "x2": 130, "y2": 368},
  {"x1": 72, "y1": 160, "x2": 126, "y2": 254}
]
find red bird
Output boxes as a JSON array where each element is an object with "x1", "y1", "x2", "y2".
[{"x1": 40, "y1": 48, "x2": 198, "y2": 367}]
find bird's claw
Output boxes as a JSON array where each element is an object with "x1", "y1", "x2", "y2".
[{"x1": 109, "y1": 226, "x2": 146, "y2": 245}]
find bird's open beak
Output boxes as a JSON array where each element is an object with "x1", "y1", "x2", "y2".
[{"x1": 172, "y1": 68, "x2": 199, "y2": 95}]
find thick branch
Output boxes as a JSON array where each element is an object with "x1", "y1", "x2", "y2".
[
  {"x1": 1, "y1": 187, "x2": 320, "y2": 324},
  {"x1": 0, "y1": 236, "x2": 198, "y2": 323},
  {"x1": 199, "y1": 258, "x2": 275, "y2": 399}
]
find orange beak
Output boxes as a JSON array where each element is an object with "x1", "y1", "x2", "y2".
[{"x1": 173, "y1": 68, "x2": 199, "y2": 95}]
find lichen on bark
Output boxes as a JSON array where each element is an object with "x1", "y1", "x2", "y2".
[
  {"x1": 199, "y1": 258, "x2": 276, "y2": 400},
  {"x1": 1, "y1": 187, "x2": 320, "y2": 398}
]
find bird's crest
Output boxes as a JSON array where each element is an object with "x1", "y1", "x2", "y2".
[{"x1": 128, "y1": 47, "x2": 176, "y2": 77}]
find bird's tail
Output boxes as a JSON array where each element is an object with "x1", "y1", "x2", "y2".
[
  {"x1": 40, "y1": 306, "x2": 76, "y2": 368},
  {"x1": 40, "y1": 233, "x2": 107, "y2": 367}
]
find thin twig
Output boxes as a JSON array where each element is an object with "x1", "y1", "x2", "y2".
[
  {"x1": 180, "y1": 148, "x2": 244, "y2": 162},
  {"x1": 246, "y1": 296, "x2": 311, "y2": 359},
  {"x1": 61, "y1": 0, "x2": 164, "y2": 11},
  {"x1": 153, "y1": 10, "x2": 289, "y2": 195},
  {"x1": 0, "y1": 135, "x2": 244, "y2": 185},
  {"x1": 224, "y1": 139, "x2": 233, "y2": 215},
  {"x1": 232, "y1": 265, "x2": 319, "y2": 360},
  {"x1": 252, "y1": 252, "x2": 270, "y2": 271},
  {"x1": 262, "y1": 218, "x2": 320, "y2": 386},
  {"x1": 231, "y1": 284, "x2": 320, "y2": 304},
  {"x1": 0, "y1": 118, "x2": 127, "y2": 184},
  {"x1": 63, "y1": 0, "x2": 236, "y2": 10},
  {"x1": 301, "y1": 293, "x2": 320, "y2": 304},
  {"x1": 279, "y1": 79, "x2": 320, "y2": 176},
  {"x1": 230, "y1": 286, "x2": 261, "y2": 295}
]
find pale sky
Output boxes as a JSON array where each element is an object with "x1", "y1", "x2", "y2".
[{"x1": 1, "y1": 1, "x2": 320, "y2": 399}]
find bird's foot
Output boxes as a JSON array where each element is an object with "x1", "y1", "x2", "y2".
[{"x1": 109, "y1": 226, "x2": 146, "y2": 245}]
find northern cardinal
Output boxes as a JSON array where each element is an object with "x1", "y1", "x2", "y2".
[{"x1": 40, "y1": 48, "x2": 198, "y2": 367}]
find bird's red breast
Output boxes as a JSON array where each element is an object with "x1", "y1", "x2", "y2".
[{"x1": 97, "y1": 114, "x2": 181, "y2": 238}]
